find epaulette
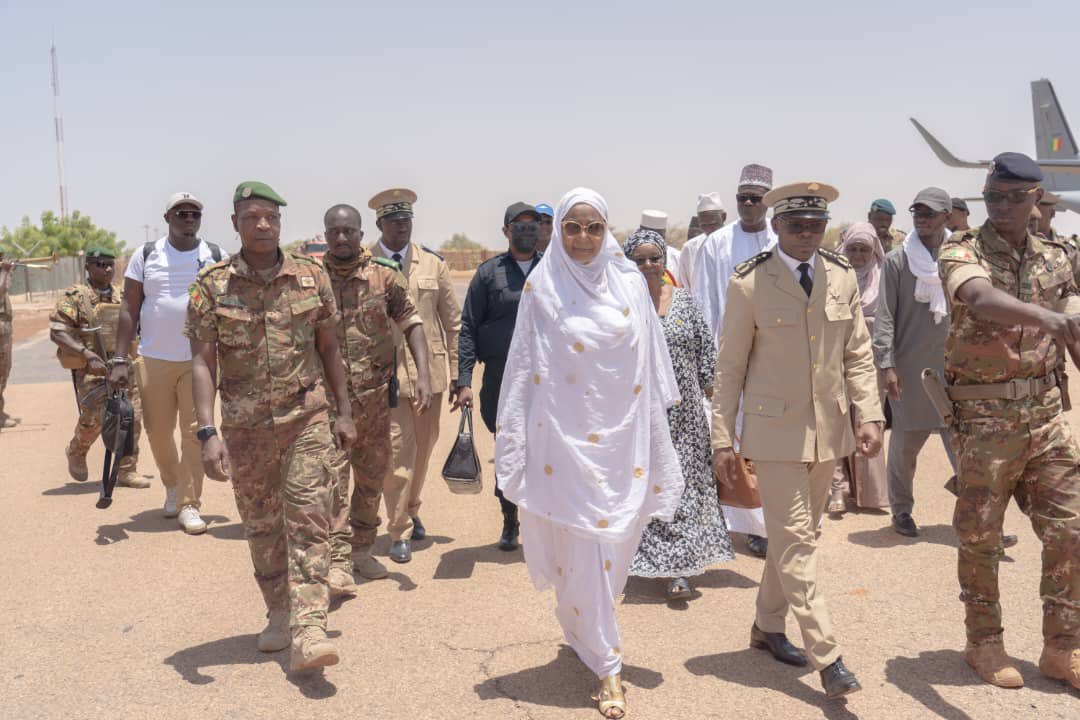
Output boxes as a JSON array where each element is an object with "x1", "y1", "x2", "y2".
[
  {"x1": 734, "y1": 251, "x2": 772, "y2": 278},
  {"x1": 196, "y1": 257, "x2": 230, "y2": 279},
  {"x1": 819, "y1": 248, "x2": 851, "y2": 269},
  {"x1": 421, "y1": 245, "x2": 444, "y2": 261},
  {"x1": 373, "y1": 257, "x2": 401, "y2": 271},
  {"x1": 290, "y1": 252, "x2": 320, "y2": 267}
]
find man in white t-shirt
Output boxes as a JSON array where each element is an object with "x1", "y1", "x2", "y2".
[{"x1": 109, "y1": 191, "x2": 226, "y2": 534}]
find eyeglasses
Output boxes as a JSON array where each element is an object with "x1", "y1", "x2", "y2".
[
  {"x1": 562, "y1": 220, "x2": 606, "y2": 239},
  {"x1": 982, "y1": 188, "x2": 1038, "y2": 206},
  {"x1": 735, "y1": 194, "x2": 764, "y2": 205},
  {"x1": 632, "y1": 255, "x2": 664, "y2": 266},
  {"x1": 174, "y1": 210, "x2": 202, "y2": 220},
  {"x1": 910, "y1": 207, "x2": 944, "y2": 219},
  {"x1": 781, "y1": 218, "x2": 827, "y2": 234},
  {"x1": 88, "y1": 261, "x2": 115, "y2": 269}
]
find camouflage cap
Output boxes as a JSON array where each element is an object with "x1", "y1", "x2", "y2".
[
  {"x1": 233, "y1": 181, "x2": 287, "y2": 206},
  {"x1": 85, "y1": 246, "x2": 116, "y2": 259}
]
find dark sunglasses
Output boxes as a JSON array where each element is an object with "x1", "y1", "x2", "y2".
[
  {"x1": 88, "y1": 261, "x2": 115, "y2": 268},
  {"x1": 735, "y1": 194, "x2": 764, "y2": 205},
  {"x1": 781, "y1": 218, "x2": 828, "y2": 234},
  {"x1": 982, "y1": 188, "x2": 1038, "y2": 206},
  {"x1": 910, "y1": 207, "x2": 944, "y2": 219},
  {"x1": 174, "y1": 210, "x2": 203, "y2": 220}
]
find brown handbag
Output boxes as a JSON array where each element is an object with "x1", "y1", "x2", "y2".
[{"x1": 716, "y1": 436, "x2": 762, "y2": 509}]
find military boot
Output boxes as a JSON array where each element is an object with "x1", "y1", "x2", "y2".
[
  {"x1": 1039, "y1": 646, "x2": 1080, "y2": 690},
  {"x1": 66, "y1": 446, "x2": 88, "y2": 482},
  {"x1": 290, "y1": 626, "x2": 339, "y2": 671},
  {"x1": 352, "y1": 547, "x2": 388, "y2": 580},
  {"x1": 498, "y1": 506, "x2": 520, "y2": 551},
  {"x1": 117, "y1": 470, "x2": 151, "y2": 489},
  {"x1": 964, "y1": 641, "x2": 1023, "y2": 688},
  {"x1": 327, "y1": 566, "x2": 358, "y2": 598},
  {"x1": 256, "y1": 609, "x2": 290, "y2": 652}
]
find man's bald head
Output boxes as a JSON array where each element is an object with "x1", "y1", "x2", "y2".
[{"x1": 324, "y1": 204, "x2": 365, "y2": 261}]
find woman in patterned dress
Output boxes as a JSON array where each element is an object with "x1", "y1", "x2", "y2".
[{"x1": 625, "y1": 229, "x2": 734, "y2": 601}]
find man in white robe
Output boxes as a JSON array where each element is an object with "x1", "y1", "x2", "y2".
[
  {"x1": 678, "y1": 192, "x2": 726, "y2": 293},
  {"x1": 692, "y1": 164, "x2": 777, "y2": 557}
]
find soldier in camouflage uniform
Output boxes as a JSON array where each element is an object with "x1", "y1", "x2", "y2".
[
  {"x1": 49, "y1": 247, "x2": 147, "y2": 487},
  {"x1": 0, "y1": 251, "x2": 16, "y2": 429},
  {"x1": 186, "y1": 181, "x2": 357, "y2": 673},
  {"x1": 867, "y1": 198, "x2": 907, "y2": 253},
  {"x1": 320, "y1": 203, "x2": 429, "y2": 593},
  {"x1": 938, "y1": 152, "x2": 1080, "y2": 690}
]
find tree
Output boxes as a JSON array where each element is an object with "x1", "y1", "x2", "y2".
[
  {"x1": 0, "y1": 211, "x2": 125, "y2": 258},
  {"x1": 441, "y1": 232, "x2": 484, "y2": 251}
]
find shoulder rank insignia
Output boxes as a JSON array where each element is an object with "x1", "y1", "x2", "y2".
[
  {"x1": 819, "y1": 248, "x2": 851, "y2": 269},
  {"x1": 734, "y1": 251, "x2": 772, "y2": 278},
  {"x1": 373, "y1": 256, "x2": 401, "y2": 271},
  {"x1": 421, "y1": 245, "x2": 444, "y2": 261}
]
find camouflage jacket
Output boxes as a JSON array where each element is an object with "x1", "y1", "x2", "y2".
[
  {"x1": 49, "y1": 282, "x2": 128, "y2": 352},
  {"x1": 939, "y1": 223, "x2": 1080, "y2": 421},
  {"x1": 185, "y1": 251, "x2": 338, "y2": 431},
  {"x1": 324, "y1": 249, "x2": 422, "y2": 396},
  {"x1": 881, "y1": 227, "x2": 907, "y2": 254}
]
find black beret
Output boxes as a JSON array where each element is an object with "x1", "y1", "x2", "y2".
[
  {"x1": 951, "y1": 198, "x2": 969, "y2": 212},
  {"x1": 988, "y1": 152, "x2": 1043, "y2": 182}
]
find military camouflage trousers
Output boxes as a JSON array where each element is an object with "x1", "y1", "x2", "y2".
[
  {"x1": 329, "y1": 385, "x2": 391, "y2": 568},
  {"x1": 0, "y1": 320, "x2": 11, "y2": 419},
  {"x1": 952, "y1": 413, "x2": 1080, "y2": 649},
  {"x1": 68, "y1": 370, "x2": 142, "y2": 473},
  {"x1": 224, "y1": 419, "x2": 338, "y2": 629}
]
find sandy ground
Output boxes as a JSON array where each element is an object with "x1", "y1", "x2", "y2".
[{"x1": 2, "y1": 302, "x2": 1079, "y2": 720}]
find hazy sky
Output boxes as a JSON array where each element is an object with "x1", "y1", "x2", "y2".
[{"x1": 3, "y1": 0, "x2": 1080, "y2": 254}]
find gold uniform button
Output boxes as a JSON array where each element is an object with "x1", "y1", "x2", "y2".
[
  {"x1": 757, "y1": 405, "x2": 763, "y2": 411},
  {"x1": 810, "y1": 335, "x2": 816, "y2": 341}
]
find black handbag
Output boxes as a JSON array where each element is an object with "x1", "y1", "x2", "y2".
[{"x1": 441, "y1": 406, "x2": 483, "y2": 495}]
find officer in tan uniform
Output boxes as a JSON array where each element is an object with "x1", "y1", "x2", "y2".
[
  {"x1": 368, "y1": 188, "x2": 462, "y2": 564},
  {"x1": 187, "y1": 181, "x2": 357, "y2": 672},
  {"x1": 49, "y1": 247, "x2": 148, "y2": 487},
  {"x1": 321, "y1": 203, "x2": 430, "y2": 590},
  {"x1": 712, "y1": 182, "x2": 883, "y2": 700}
]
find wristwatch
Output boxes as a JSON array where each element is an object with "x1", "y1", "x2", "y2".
[{"x1": 196, "y1": 426, "x2": 218, "y2": 443}]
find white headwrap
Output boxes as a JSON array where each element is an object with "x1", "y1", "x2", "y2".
[
  {"x1": 903, "y1": 230, "x2": 948, "y2": 324},
  {"x1": 495, "y1": 187, "x2": 684, "y2": 543}
]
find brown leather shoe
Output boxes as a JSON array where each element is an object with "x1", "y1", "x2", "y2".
[
  {"x1": 964, "y1": 641, "x2": 1023, "y2": 688},
  {"x1": 1039, "y1": 646, "x2": 1080, "y2": 690}
]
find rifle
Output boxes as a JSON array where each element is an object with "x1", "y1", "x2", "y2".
[{"x1": 389, "y1": 348, "x2": 400, "y2": 408}]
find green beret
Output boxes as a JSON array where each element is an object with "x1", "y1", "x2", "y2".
[
  {"x1": 870, "y1": 198, "x2": 896, "y2": 215},
  {"x1": 233, "y1": 181, "x2": 287, "y2": 207},
  {"x1": 85, "y1": 247, "x2": 116, "y2": 259}
]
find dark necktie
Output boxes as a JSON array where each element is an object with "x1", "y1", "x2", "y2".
[
  {"x1": 797, "y1": 262, "x2": 813, "y2": 297},
  {"x1": 392, "y1": 252, "x2": 402, "y2": 266}
]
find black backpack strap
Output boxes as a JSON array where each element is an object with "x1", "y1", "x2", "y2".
[
  {"x1": 205, "y1": 242, "x2": 223, "y2": 262},
  {"x1": 142, "y1": 240, "x2": 156, "y2": 263}
]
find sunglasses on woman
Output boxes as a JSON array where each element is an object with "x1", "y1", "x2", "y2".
[{"x1": 562, "y1": 220, "x2": 607, "y2": 239}]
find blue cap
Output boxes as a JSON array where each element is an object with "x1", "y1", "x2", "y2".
[
  {"x1": 989, "y1": 152, "x2": 1044, "y2": 182},
  {"x1": 869, "y1": 198, "x2": 896, "y2": 215},
  {"x1": 534, "y1": 203, "x2": 554, "y2": 217}
]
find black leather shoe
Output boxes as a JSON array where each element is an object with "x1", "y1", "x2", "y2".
[
  {"x1": 498, "y1": 508, "x2": 519, "y2": 551},
  {"x1": 746, "y1": 534, "x2": 768, "y2": 558},
  {"x1": 820, "y1": 657, "x2": 861, "y2": 699},
  {"x1": 411, "y1": 516, "x2": 426, "y2": 541},
  {"x1": 750, "y1": 624, "x2": 808, "y2": 666},
  {"x1": 390, "y1": 539, "x2": 412, "y2": 564},
  {"x1": 1001, "y1": 534, "x2": 1018, "y2": 549},
  {"x1": 892, "y1": 512, "x2": 918, "y2": 537}
]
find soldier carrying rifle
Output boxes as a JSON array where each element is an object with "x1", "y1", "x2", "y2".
[{"x1": 49, "y1": 247, "x2": 147, "y2": 488}]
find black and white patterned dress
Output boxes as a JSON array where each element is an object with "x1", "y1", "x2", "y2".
[{"x1": 631, "y1": 289, "x2": 733, "y2": 578}]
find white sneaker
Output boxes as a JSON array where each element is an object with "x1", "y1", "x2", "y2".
[
  {"x1": 178, "y1": 506, "x2": 207, "y2": 535},
  {"x1": 163, "y1": 488, "x2": 179, "y2": 518}
]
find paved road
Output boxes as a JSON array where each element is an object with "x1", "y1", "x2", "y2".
[{"x1": 3, "y1": 295, "x2": 1078, "y2": 719}]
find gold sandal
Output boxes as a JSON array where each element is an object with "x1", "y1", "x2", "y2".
[{"x1": 592, "y1": 674, "x2": 626, "y2": 718}]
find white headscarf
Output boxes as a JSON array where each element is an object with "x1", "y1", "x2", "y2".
[{"x1": 495, "y1": 187, "x2": 684, "y2": 543}]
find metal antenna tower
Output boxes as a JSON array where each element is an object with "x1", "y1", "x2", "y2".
[{"x1": 51, "y1": 43, "x2": 69, "y2": 222}]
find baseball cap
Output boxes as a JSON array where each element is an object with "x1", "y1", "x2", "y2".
[
  {"x1": 504, "y1": 201, "x2": 540, "y2": 226},
  {"x1": 165, "y1": 191, "x2": 203, "y2": 213}
]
